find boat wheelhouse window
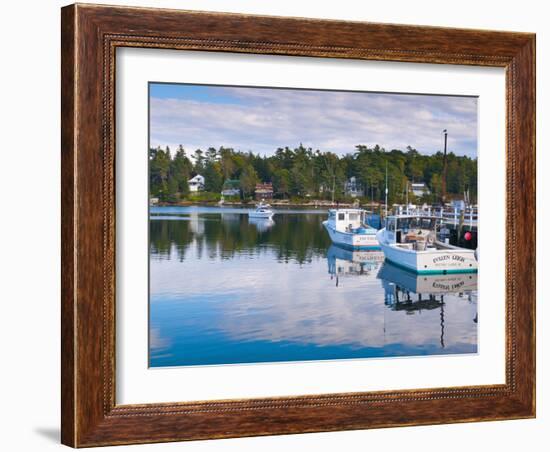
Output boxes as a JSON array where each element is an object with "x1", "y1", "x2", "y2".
[
  {"x1": 420, "y1": 218, "x2": 434, "y2": 229},
  {"x1": 387, "y1": 219, "x2": 395, "y2": 231},
  {"x1": 397, "y1": 217, "x2": 435, "y2": 231},
  {"x1": 329, "y1": 211, "x2": 336, "y2": 218},
  {"x1": 348, "y1": 213, "x2": 359, "y2": 221},
  {"x1": 338, "y1": 213, "x2": 345, "y2": 220},
  {"x1": 410, "y1": 217, "x2": 434, "y2": 229}
]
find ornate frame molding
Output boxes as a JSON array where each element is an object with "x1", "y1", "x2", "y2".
[{"x1": 62, "y1": 4, "x2": 535, "y2": 447}]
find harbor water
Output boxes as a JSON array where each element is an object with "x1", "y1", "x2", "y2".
[{"x1": 149, "y1": 206, "x2": 478, "y2": 367}]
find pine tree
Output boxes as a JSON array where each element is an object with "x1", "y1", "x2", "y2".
[{"x1": 239, "y1": 165, "x2": 259, "y2": 197}]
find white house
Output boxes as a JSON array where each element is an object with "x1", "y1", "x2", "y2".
[
  {"x1": 188, "y1": 174, "x2": 205, "y2": 192},
  {"x1": 451, "y1": 199, "x2": 466, "y2": 211},
  {"x1": 411, "y1": 182, "x2": 430, "y2": 197},
  {"x1": 345, "y1": 176, "x2": 364, "y2": 198}
]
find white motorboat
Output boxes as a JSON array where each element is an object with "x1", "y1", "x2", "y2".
[
  {"x1": 248, "y1": 201, "x2": 274, "y2": 219},
  {"x1": 376, "y1": 214, "x2": 478, "y2": 274},
  {"x1": 322, "y1": 208, "x2": 380, "y2": 250}
]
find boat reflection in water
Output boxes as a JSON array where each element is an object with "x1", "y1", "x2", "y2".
[
  {"x1": 150, "y1": 206, "x2": 478, "y2": 367},
  {"x1": 248, "y1": 216, "x2": 275, "y2": 233},
  {"x1": 327, "y1": 244, "x2": 384, "y2": 286},
  {"x1": 378, "y1": 262, "x2": 477, "y2": 305},
  {"x1": 377, "y1": 262, "x2": 478, "y2": 347}
]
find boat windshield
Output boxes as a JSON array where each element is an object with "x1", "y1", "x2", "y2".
[{"x1": 397, "y1": 217, "x2": 436, "y2": 231}]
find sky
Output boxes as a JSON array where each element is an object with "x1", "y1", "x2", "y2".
[{"x1": 149, "y1": 83, "x2": 478, "y2": 158}]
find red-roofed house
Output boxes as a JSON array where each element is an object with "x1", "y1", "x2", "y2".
[{"x1": 254, "y1": 183, "x2": 273, "y2": 200}]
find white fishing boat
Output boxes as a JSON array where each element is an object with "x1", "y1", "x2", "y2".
[
  {"x1": 322, "y1": 208, "x2": 380, "y2": 250},
  {"x1": 376, "y1": 214, "x2": 477, "y2": 274},
  {"x1": 248, "y1": 201, "x2": 274, "y2": 219}
]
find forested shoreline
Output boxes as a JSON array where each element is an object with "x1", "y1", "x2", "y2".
[{"x1": 149, "y1": 144, "x2": 477, "y2": 205}]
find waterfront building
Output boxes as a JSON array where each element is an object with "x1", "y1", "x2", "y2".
[
  {"x1": 188, "y1": 174, "x2": 205, "y2": 192},
  {"x1": 411, "y1": 181, "x2": 431, "y2": 197},
  {"x1": 345, "y1": 176, "x2": 364, "y2": 198},
  {"x1": 221, "y1": 179, "x2": 241, "y2": 197},
  {"x1": 451, "y1": 199, "x2": 466, "y2": 211},
  {"x1": 254, "y1": 182, "x2": 274, "y2": 200}
]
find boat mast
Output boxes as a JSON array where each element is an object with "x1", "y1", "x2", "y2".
[
  {"x1": 441, "y1": 129, "x2": 448, "y2": 205},
  {"x1": 385, "y1": 162, "x2": 388, "y2": 219},
  {"x1": 405, "y1": 180, "x2": 409, "y2": 214}
]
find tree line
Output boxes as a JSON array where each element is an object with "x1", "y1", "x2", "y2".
[{"x1": 149, "y1": 144, "x2": 477, "y2": 204}]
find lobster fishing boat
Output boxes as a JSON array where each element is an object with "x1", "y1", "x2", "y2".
[
  {"x1": 322, "y1": 209, "x2": 379, "y2": 250},
  {"x1": 376, "y1": 214, "x2": 478, "y2": 274}
]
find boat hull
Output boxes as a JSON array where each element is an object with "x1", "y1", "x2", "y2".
[
  {"x1": 323, "y1": 221, "x2": 380, "y2": 250},
  {"x1": 376, "y1": 230, "x2": 478, "y2": 274}
]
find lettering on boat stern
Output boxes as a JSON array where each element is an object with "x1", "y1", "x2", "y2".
[
  {"x1": 432, "y1": 254, "x2": 466, "y2": 264},
  {"x1": 432, "y1": 280, "x2": 465, "y2": 291},
  {"x1": 432, "y1": 255, "x2": 450, "y2": 263}
]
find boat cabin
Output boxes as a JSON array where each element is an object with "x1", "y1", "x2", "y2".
[
  {"x1": 327, "y1": 209, "x2": 374, "y2": 233},
  {"x1": 385, "y1": 215, "x2": 439, "y2": 250}
]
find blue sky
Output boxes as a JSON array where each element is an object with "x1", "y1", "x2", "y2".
[{"x1": 149, "y1": 83, "x2": 478, "y2": 158}]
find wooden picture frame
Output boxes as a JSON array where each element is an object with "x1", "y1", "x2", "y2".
[{"x1": 61, "y1": 3, "x2": 535, "y2": 447}]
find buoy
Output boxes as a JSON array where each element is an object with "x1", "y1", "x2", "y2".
[{"x1": 464, "y1": 231, "x2": 472, "y2": 241}]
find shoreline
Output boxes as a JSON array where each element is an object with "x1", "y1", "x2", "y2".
[{"x1": 152, "y1": 200, "x2": 384, "y2": 209}]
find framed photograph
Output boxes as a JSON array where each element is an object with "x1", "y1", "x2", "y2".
[{"x1": 61, "y1": 3, "x2": 535, "y2": 447}]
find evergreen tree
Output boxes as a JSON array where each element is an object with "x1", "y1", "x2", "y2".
[
  {"x1": 149, "y1": 146, "x2": 172, "y2": 199},
  {"x1": 273, "y1": 168, "x2": 290, "y2": 198},
  {"x1": 193, "y1": 149, "x2": 205, "y2": 174},
  {"x1": 239, "y1": 164, "x2": 259, "y2": 197},
  {"x1": 170, "y1": 145, "x2": 193, "y2": 196},
  {"x1": 203, "y1": 161, "x2": 224, "y2": 192}
]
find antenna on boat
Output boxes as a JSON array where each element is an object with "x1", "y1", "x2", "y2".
[
  {"x1": 442, "y1": 129, "x2": 448, "y2": 205},
  {"x1": 385, "y1": 161, "x2": 388, "y2": 219},
  {"x1": 406, "y1": 180, "x2": 409, "y2": 214}
]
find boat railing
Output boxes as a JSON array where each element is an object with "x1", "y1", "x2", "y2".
[
  {"x1": 435, "y1": 207, "x2": 478, "y2": 229},
  {"x1": 394, "y1": 205, "x2": 478, "y2": 229}
]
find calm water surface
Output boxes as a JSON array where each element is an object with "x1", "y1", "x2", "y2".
[{"x1": 149, "y1": 205, "x2": 478, "y2": 367}]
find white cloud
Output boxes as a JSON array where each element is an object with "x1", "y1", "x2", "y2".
[{"x1": 150, "y1": 87, "x2": 478, "y2": 158}]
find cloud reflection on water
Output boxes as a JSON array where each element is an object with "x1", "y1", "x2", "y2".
[{"x1": 150, "y1": 212, "x2": 478, "y2": 367}]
